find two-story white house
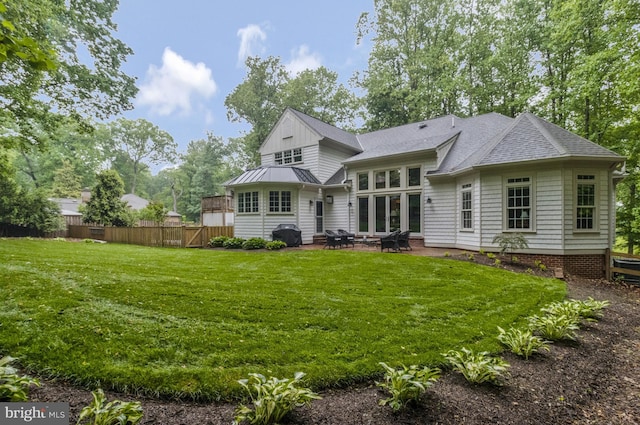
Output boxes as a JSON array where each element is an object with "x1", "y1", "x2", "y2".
[{"x1": 225, "y1": 108, "x2": 625, "y2": 278}]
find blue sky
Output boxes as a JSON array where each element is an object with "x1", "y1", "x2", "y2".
[{"x1": 112, "y1": 1, "x2": 373, "y2": 166}]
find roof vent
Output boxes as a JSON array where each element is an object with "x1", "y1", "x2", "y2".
[{"x1": 419, "y1": 123, "x2": 428, "y2": 129}]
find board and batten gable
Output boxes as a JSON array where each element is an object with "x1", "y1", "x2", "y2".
[{"x1": 259, "y1": 112, "x2": 323, "y2": 169}]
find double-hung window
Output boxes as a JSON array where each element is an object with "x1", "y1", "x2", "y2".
[
  {"x1": 506, "y1": 177, "x2": 532, "y2": 230},
  {"x1": 461, "y1": 183, "x2": 473, "y2": 230},
  {"x1": 238, "y1": 192, "x2": 259, "y2": 213},
  {"x1": 576, "y1": 175, "x2": 596, "y2": 230},
  {"x1": 269, "y1": 191, "x2": 292, "y2": 213}
]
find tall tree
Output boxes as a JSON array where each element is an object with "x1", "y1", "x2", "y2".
[
  {"x1": 177, "y1": 134, "x2": 240, "y2": 222},
  {"x1": 82, "y1": 169, "x2": 132, "y2": 227},
  {"x1": 225, "y1": 56, "x2": 360, "y2": 165},
  {"x1": 0, "y1": 0, "x2": 136, "y2": 150},
  {"x1": 356, "y1": 0, "x2": 462, "y2": 130},
  {"x1": 110, "y1": 118, "x2": 176, "y2": 195}
]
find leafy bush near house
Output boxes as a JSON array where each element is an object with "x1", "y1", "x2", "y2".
[
  {"x1": 492, "y1": 233, "x2": 529, "y2": 259},
  {"x1": 208, "y1": 236, "x2": 230, "y2": 248},
  {"x1": 0, "y1": 356, "x2": 40, "y2": 402},
  {"x1": 233, "y1": 372, "x2": 320, "y2": 425},
  {"x1": 265, "y1": 240, "x2": 287, "y2": 250},
  {"x1": 77, "y1": 389, "x2": 143, "y2": 425},
  {"x1": 497, "y1": 327, "x2": 551, "y2": 360},
  {"x1": 242, "y1": 238, "x2": 267, "y2": 250},
  {"x1": 444, "y1": 348, "x2": 510, "y2": 385},
  {"x1": 377, "y1": 362, "x2": 440, "y2": 411},
  {"x1": 541, "y1": 298, "x2": 609, "y2": 323},
  {"x1": 223, "y1": 237, "x2": 245, "y2": 249}
]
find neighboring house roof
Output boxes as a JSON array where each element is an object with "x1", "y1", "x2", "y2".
[
  {"x1": 121, "y1": 193, "x2": 181, "y2": 217},
  {"x1": 226, "y1": 165, "x2": 322, "y2": 187},
  {"x1": 288, "y1": 108, "x2": 363, "y2": 153},
  {"x1": 50, "y1": 198, "x2": 83, "y2": 214}
]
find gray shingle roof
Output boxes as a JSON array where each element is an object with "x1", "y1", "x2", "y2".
[
  {"x1": 436, "y1": 113, "x2": 623, "y2": 175},
  {"x1": 226, "y1": 165, "x2": 322, "y2": 186},
  {"x1": 288, "y1": 108, "x2": 362, "y2": 152}
]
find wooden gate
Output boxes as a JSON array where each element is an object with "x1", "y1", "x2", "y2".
[{"x1": 183, "y1": 226, "x2": 205, "y2": 248}]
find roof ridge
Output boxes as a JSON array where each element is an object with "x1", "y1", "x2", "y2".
[{"x1": 521, "y1": 112, "x2": 567, "y2": 155}]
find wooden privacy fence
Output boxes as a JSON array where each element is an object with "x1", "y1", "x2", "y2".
[
  {"x1": 606, "y1": 249, "x2": 640, "y2": 283},
  {"x1": 67, "y1": 225, "x2": 234, "y2": 248}
]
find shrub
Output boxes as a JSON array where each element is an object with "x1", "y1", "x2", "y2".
[
  {"x1": 77, "y1": 389, "x2": 143, "y2": 425},
  {"x1": 486, "y1": 253, "x2": 496, "y2": 260},
  {"x1": 377, "y1": 362, "x2": 440, "y2": 411},
  {"x1": 497, "y1": 327, "x2": 551, "y2": 359},
  {"x1": 242, "y1": 238, "x2": 267, "y2": 250},
  {"x1": 492, "y1": 233, "x2": 529, "y2": 260},
  {"x1": 233, "y1": 372, "x2": 320, "y2": 425},
  {"x1": 0, "y1": 356, "x2": 40, "y2": 402},
  {"x1": 494, "y1": 259, "x2": 501, "y2": 266},
  {"x1": 443, "y1": 348, "x2": 510, "y2": 385},
  {"x1": 208, "y1": 236, "x2": 230, "y2": 248},
  {"x1": 575, "y1": 297, "x2": 610, "y2": 321},
  {"x1": 528, "y1": 313, "x2": 581, "y2": 341},
  {"x1": 265, "y1": 240, "x2": 287, "y2": 250},
  {"x1": 223, "y1": 237, "x2": 246, "y2": 249}
]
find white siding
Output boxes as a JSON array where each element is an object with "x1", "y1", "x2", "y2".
[
  {"x1": 563, "y1": 168, "x2": 611, "y2": 251},
  {"x1": 479, "y1": 174, "x2": 503, "y2": 247},
  {"x1": 323, "y1": 191, "x2": 352, "y2": 233},
  {"x1": 530, "y1": 169, "x2": 564, "y2": 250},
  {"x1": 455, "y1": 174, "x2": 481, "y2": 248},
  {"x1": 424, "y1": 180, "x2": 457, "y2": 247},
  {"x1": 317, "y1": 145, "x2": 351, "y2": 183}
]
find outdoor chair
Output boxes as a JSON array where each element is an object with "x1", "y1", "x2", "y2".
[
  {"x1": 324, "y1": 230, "x2": 343, "y2": 249},
  {"x1": 337, "y1": 229, "x2": 355, "y2": 248},
  {"x1": 380, "y1": 230, "x2": 401, "y2": 252},
  {"x1": 397, "y1": 230, "x2": 412, "y2": 251}
]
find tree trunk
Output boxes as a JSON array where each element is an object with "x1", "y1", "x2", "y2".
[{"x1": 628, "y1": 183, "x2": 636, "y2": 254}]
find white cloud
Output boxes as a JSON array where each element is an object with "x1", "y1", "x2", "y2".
[
  {"x1": 285, "y1": 45, "x2": 322, "y2": 76},
  {"x1": 137, "y1": 47, "x2": 217, "y2": 116},
  {"x1": 237, "y1": 24, "x2": 267, "y2": 66}
]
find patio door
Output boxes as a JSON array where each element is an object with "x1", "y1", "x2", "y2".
[
  {"x1": 375, "y1": 194, "x2": 401, "y2": 234},
  {"x1": 315, "y1": 200, "x2": 324, "y2": 233}
]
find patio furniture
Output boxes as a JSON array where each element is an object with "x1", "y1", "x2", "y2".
[
  {"x1": 380, "y1": 230, "x2": 401, "y2": 252},
  {"x1": 337, "y1": 229, "x2": 355, "y2": 248},
  {"x1": 397, "y1": 230, "x2": 412, "y2": 251},
  {"x1": 324, "y1": 230, "x2": 343, "y2": 249}
]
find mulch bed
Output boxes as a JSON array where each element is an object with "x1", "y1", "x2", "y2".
[{"x1": 29, "y1": 272, "x2": 640, "y2": 424}]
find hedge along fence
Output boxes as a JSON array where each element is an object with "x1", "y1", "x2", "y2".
[{"x1": 67, "y1": 225, "x2": 234, "y2": 248}]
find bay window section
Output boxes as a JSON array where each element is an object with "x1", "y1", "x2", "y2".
[
  {"x1": 238, "y1": 191, "x2": 259, "y2": 213},
  {"x1": 506, "y1": 177, "x2": 532, "y2": 230},
  {"x1": 269, "y1": 191, "x2": 292, "y2": 213},
  {"x1": 576, "y1": 175, "x2": 596, "y2": 230}
]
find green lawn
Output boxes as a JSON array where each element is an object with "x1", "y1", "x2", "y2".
[{"x1": 0, "y1": 239, "x2": 565, "y2": 401}]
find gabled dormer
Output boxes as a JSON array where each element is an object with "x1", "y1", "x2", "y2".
[{"x1": 259, "y1": 108, "x2": 362, "y2": 183}]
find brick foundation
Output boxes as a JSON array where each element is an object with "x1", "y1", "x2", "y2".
[{"x1": 514, "y1": 253, "x2": 606, "y2": 279}]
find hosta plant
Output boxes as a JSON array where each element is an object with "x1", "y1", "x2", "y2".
[
  {"x1": 76, "y1": 389, "x2": 143, "y2": 425},
  {"x1": 0, "y1": 356, "x2": 40, "y2": 402},
  {"x1": 444, "y1": 348, "x2": 510, "y2": 385},
  {"x1": 242, "y1": 237, "x2": 267, "y2": 250},
  {"x1": 497, "y1": 326, "x2": 551, "y2": 359},
  {"x1": 233, "y1": 372, "x2": 321, "y2": 425},
  {"x1": 541, "y1": 298, "x2": 609, "y2": 323},
  {"x1": 528, "y1": 313, "x2": 581, "y2": 341},
  {"x1": 223, "y1": 237, "x2": 246, "y2": 249},
  {"x1": 377, "y1": 362, "x2": 440, "y2": 411},
  {"x1": 265, "y1": 240, "x2": 287, "y2": 250},
  {"x1": 208, "y1": 236, "x2": 230, "y2": 248}
]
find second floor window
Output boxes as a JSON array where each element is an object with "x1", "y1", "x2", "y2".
[{"x1": 274, "y1": 148, "x2": 302, "y2": 165}]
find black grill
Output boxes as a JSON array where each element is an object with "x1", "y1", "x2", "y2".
[{"x1": 272, "y1": 224, "x2": 302, "y2": 247}]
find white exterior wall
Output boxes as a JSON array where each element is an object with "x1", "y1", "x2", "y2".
[
  {"x1": 317, "y1": 145, "x2": 352, "y2": 183},
  {"x1": 323, "y1": 190, "x2": 352, "y2": 233},
  {"x1": 424, "y1": 179, "x2": 457, "y2": 247},
  {"x1": 563, "y1": 168, "x2": 611, "y2": 251},
  {"x1": 455, "y1": 174, "x2": 481, "y2": 248}
]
